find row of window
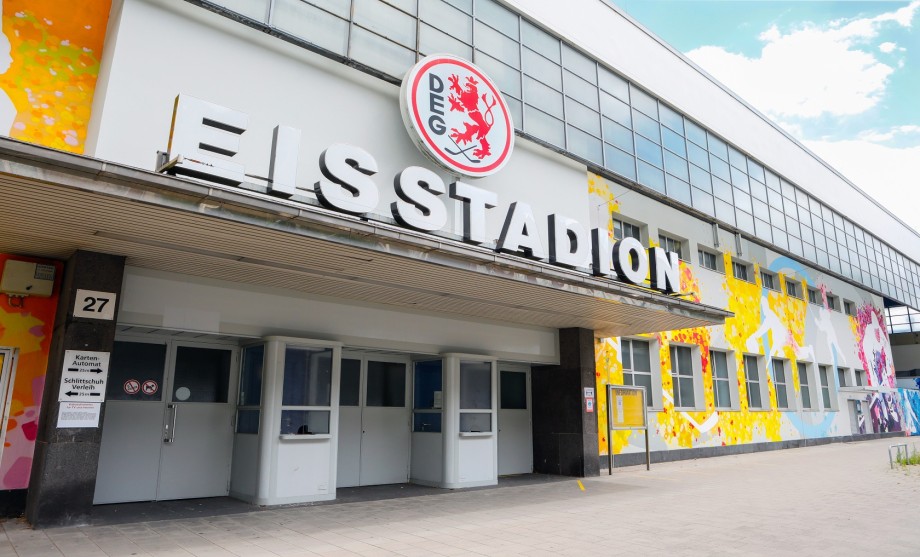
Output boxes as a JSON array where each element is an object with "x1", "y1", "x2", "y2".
[
  {"x1": 614, "y1": 216, "x2": 856, "y2": 314},
  {"x1": 622, "y1": 338, "x2": 865, "y2": 412},
  {"x1": 199, "y1": 0, "x2": 920, "y2": 311}
]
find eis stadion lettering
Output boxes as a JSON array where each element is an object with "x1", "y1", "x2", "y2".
[{"x1": 161, "y1": 55, "x2": 681, "y2": 295}]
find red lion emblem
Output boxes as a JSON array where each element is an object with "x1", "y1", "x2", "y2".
[{"x1": 447, "y1": 74, "x2": 497, "y2": 161}]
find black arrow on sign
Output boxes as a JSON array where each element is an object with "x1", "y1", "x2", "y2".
[
  {"x1": 89, "y1": 368, "x2": 103, "y2": 374},
  {"x1": 89, "y1": 392, "x2": 101, "y2": 396},
  {"x1": 67, "y1": 368, "x2": 78, "y2": 372},
  {"x1": 65, "y1": 391, "x2": 78, "y2": 396}
]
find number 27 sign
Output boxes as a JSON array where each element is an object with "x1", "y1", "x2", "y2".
[{"x1": 73, "y1": 289, "x2": 117, "y2": 321}]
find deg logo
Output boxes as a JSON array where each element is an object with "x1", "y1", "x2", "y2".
[{"x1": 400, "y1": 54, "x2": 514, "y2": 178}]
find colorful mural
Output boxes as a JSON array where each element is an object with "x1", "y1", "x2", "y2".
[
  {"x1": 588, "y1": 172, "x2": 905, "y2": 457},
  {"x1": 0, "y1": 254, "x2": 62, "y2": 490},
  {"x1": 900, "y1": 389, "x2": 920, "y2": 436},
  {"x1": 0, "y1": 0, "x2": 111, "y2": 153}
]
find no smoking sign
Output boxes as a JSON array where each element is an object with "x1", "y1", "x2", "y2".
[{"x1": 124, "y1": 379, "x2": 140, "y2": 395}]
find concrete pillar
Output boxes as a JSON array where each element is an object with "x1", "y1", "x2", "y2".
[
  {"x1": 26, "y1": 250, "x2": 125, "y2": 527},
  {"x1": 531, "y1": 327, "x2": 600, "y2": 477}
]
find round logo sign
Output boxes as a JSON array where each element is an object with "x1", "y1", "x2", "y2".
[{"x1": 400, "y1": 54, "x2": 515, "y2": 178}]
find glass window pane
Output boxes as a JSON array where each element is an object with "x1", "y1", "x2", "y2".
[
  {"x1": 598, "y1": 66, "x2": 629, "y2": 102},
  {"x1": 659, "y1": 104, "x2": 684, "y2": 133},
  {"x1": 691, "y1": 188, "x2": 714, "y2": 216},
  {"x1": 366, "y1": 361, "x2": 406, "y2": 407},
  {"x1": 708, "y1": 134, "x2": 728, "y2": 160},
  {"x1": 666, "y1": 175, "x2": 691, "y2": 206},
  {"x1": 678, "y1": 377, "x2": 695, "y2": 408},
  {"x1": 414, "y1": 360, "x2": 443, "y2": 409},
  {"x1": 603, "y1": 118, "x2": 633, "y2": 153},
  {"x1": 686, "y1": 119, "x2": 706, "y2": 147},
  {"x1": 476, "y1": 0, "x2": 519, "y2": 38},
  {"x1": 107, "y1": 341, "x2": 167, "y2": 401},
  {"x1": 687, "y1": 142, "x2": 709, "y2": 170},
  {"x1": 525, "y1": 105, "x2": 564, "y2": 146},
  {"x1": 340, "y1": 358, "x2": 360, "y2": 406},
  {"x1": 631, "y1": 341, "x2": 651, "y2": 372},
  {"x1": 460, "y1": 361, "x2": 492, "y2": 409},
  {"x1": 236, "y1": 409, "x2": 260, "y2": 434},
  {"x1": 173, "y1": 346, "x2": 231, "y2": 403},
  {"x1": 710, "y1": 156, "x2": 730, "y2": 182},
  {"x1": 568, "y1": 125, "x2": 603, "y2": 164},
  {"x1": 728, "y1": 146, "x2": 746, "y2": 170},
  {"x1": 420, "y1": 0, "x2": 472, "y2": 42},
  {"x1": 636, "y1": 135, "x2": 662, "y2": 167},
  {"x1": 281, "y1": 409, "x2": 330, "y2": 434},
  {"x1": 630, "y1": 85, "x2": 658, "y2": 119},
  {"x1": 523, "y1": 48, "x2": 561, "y2": 90},
  {"x1": 635, "y1": 373, "x2": 653, "y2": 407},
  {"x1": 475, "y1": 52, "x2": 521, "y2": 98},
  {"x1": 500, "y1": 371, "x2": 527, "y2": 409},
  {"x1": 413, "y1": 412, "x2": 442, "y2": 432},
  {"x1": 239, "y1": 345, "x2": 264, "y2": 407},
  {"x1": 664, "y1": 150, "x2": 688, "y2": 181},
  {"x1": 521, "y1": 20, "x2": 559, "y2": 62},
  {"x1": 354, "y1": 0, "x2": 416, "y2": 48},
  {"x1": 475, "y1": 20, "x2": 520, "y2": 68},
  {"x1": 420, "y1": 24, "x2": 473, "y2": 59},
  {"x1": 524, "y1": 76, "x2": 563, "y2": 117},
  {"x1": 566, "y1": 98, "x2": 600, "y2": 135},
  {"x1": 562, "y1": 44, "x2": 596, "y2": 83},
  {"x1": 689, "y1": 163, "x2": 711, "y2": 192},
  {"x1": 633, "y1": 110, "x2": 660, "y2": 142},
  {"x1": 600, "y1": 93, "x2": 631, "y2": 127},
  {"x1": 604, "y1": 144, "x2": 636, "y2": 180},
  {"x1": 662, "y1": 127, "x2": 686, "y2": 157},
  {"x1": 282, "y1": 346, "x2": 333, "y2": 407},
  {"x1": 274, "y1": 0, "x2": 348, "y2": 55},
  {"x1": 564, "y1": 71, "x2": 599, "y2": 110},
  {"x1": 350, "y1": 26, "x2": 415, "y2": 78},
  {"x1": 715, "y1": 199, "x2": 735, "y2": 225},
  {"x1": 460, "y1": 412, "x2": 492, "y2": 432}
]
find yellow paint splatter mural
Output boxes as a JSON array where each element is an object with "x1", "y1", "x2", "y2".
[
  {"x1": 0, "y1": 0, "x2": 111, "y2": 153},
  {"x1": 587, "y1": 171, "x2": 899, "y2": 457}
]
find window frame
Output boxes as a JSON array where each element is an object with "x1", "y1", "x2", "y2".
[
  {"x1": 612, "y1": 217, "x2": 642, "y2": 242},
  {"x1": 798, "y1": 362, "x2": 815, "y2": 411},
  {"x1": 818, "y1": 364, "x2": 837, "y2": 410},
  {"x1": 697, "y1": 246, "x2": 722, "y2": 272},
  {"x1": 657, "y1": 231, "x2": 686, "y2": 262},
  {"x1": 621, "y1": 338, "x2": 656, "y2": 409},
  {"x1": 743, "y1": 354, "x2": 767, "y2": 410},
  {"x1": 807, "y1": 287, "x2": 821, "y2": 306},
  {"x1": 669, "y1": 344, "x2": 699, "y2": 410},
  {"x1": 785, "y1": 278, "x2": 802, "y2": 299},
  {"x1": 826, "y1": 294, "x2": 840, "y2": 312},
  {"x1": 709, "y1": 349, "x2": 735, "y2": 410},
  {"x1": 732, "y1": 259, "x2": 753, "y2": 283},
  {"x1": 760, "y1": 269, "x2": 778, "y2": 291},
  {"x1": 771, "y1": 358, "x2": 793, "y2": 411},
  {"x1": 843, "y1": 299, "x2": 856, "y2": 316}
]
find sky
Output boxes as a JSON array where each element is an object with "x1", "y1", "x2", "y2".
[{"x1": 613, "y1": 0, "x2": 920, "y2": 233}]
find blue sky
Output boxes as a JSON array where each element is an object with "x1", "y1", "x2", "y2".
[{"x1": 613, "y1": 1, "x2": 920, "y2": 231}]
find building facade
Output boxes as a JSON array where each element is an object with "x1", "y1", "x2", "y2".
[{"x1": 0, "y1": 0, "x2": 917, "y2": 527}]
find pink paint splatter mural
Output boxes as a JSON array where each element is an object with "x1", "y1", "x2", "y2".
[{"x1": 0, "y1": 253, "x2": 63, "y2": 490}]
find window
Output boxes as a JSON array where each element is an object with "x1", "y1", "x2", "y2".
[
  {"x1": 732, "y1": 260, "x2": 751, "y2": 282},
  {"x1": 413, "y1": 359, "x2": 443, "y2": 432},
  {"x1": 772, "y1": 359, "x2": 790, "y2": 410},
  {"x1": 743, "y1": 355, "x2": 764, "y2": 409},
  {"x1": 843, "y1": 300, "x2": 856, "y2": 316},
  {"x1": 670, "y1": 345, "x2": 695, "y2": 408},
  {"x1": 785, "y1": 279, "x2": 801, "y2": 299},
  {"x1": 855, "y1": 369, "x2": 866, "y2": 387},
  {"x1": 827, "y1": 295, "x2": 839, "y2": 312},
  {"x1": 622, "y1": 339, "x2": 653, "y2": 407},
  {"x1": 237, "y1": 344, "x2": 264, "y2": 434},
  {"x1": 798, "y1": 363, "x2": 813, "y2": 410},
  {"x1": 658, "y1": 233, "x2": 684, "y2": 260},
  {"x1": 280, "y1": 345, "x2": 333, "y2": 435},
  {"x1": 837, "y1": 367, "x2": 848, "y2": 388},
  {"x1": 760, "y1": 270, "x2": 777, "y2": 291},
  {"x1": 819, "y1": 365, "x2": 834, "y2": 409},
  {"x1": 698, "y1": 248, "x2": 720, "y2": 272},
  {"x1": 613, "y1": 218, "x2": 641, "y2": 241},
  {"x1": 710, "y1": 350, "x2": 732, "y2": 409},
  {"x1": 807, "y1": 287, "x2": 820, "y2": 305},
  {"x1": 460, "y1": 360, "x2": 493, "y2": 432}
]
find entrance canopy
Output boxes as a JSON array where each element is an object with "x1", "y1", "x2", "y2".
[{"x1": 0, "y1": 139, "x2": 730, "y2": 337}]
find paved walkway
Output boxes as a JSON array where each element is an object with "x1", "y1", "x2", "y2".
[{"x1": 2, "y1": 438, "x2": 918, "y2": 556}]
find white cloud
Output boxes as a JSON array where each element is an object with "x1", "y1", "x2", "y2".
[
  {"x1": 686, "y1": 1, "x2": 919, "y2": 118},
  {"x1": 879, "y1": 41, "x2": 898, "y2": 53},
  {"x1": 804, "y1": 139, "x2": 920, "y2": 232}
]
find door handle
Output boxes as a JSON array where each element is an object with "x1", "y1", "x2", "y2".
[{"x1": 164, "y1": 403, "x2": 178, "y2": 443}]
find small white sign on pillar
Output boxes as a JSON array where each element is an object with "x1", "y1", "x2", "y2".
[
  {"x1": 57, "y1": 402, "x2": 102, "y2": 428},
  {"x1": 58, "y1": 350, "x2": 110, "y2": 402}
]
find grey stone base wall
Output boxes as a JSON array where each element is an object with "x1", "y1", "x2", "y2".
[{"x1": 602, "y1": 431, "x2": 910, "y2": 468}]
